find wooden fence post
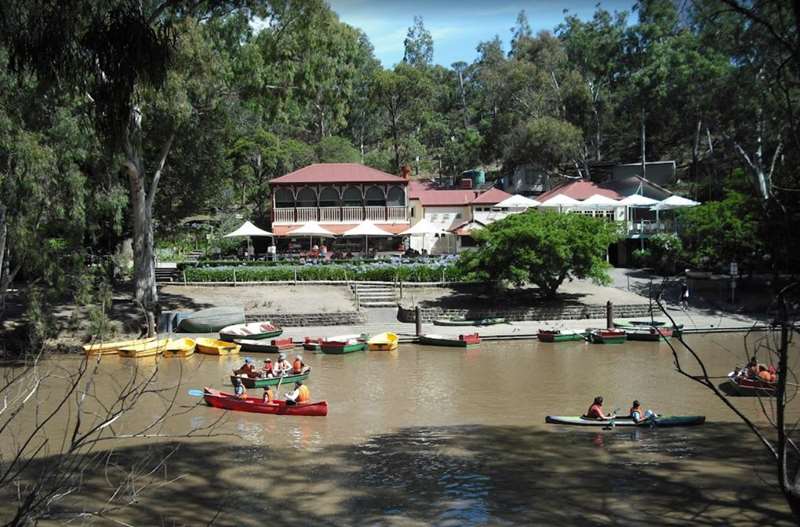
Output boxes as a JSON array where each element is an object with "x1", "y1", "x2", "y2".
[
  {"x1": 415, "y1": 305, "x2": 422, "y2": 336},
  {"x1": 606, "y1": 301, "x2": 614, "y2": 329},
  {"x1": 233, "y1": 268, "x2": 236, "y2": 286}
]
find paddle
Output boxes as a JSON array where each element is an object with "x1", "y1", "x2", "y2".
[{"x1": 188, "y1": 389, "x2": 204, "y2": 397}]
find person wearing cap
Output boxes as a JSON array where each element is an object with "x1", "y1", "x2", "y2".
[
  {"x1": 285, "y1": 381, "x2": 310, "y2": 405},
  {"x1": 275, "y1": 353, "x2": 292, "y2": 376},
  {"x1": 233, "y1": 357, "x2": 256, "y2": 377},
  {"x1": 261, "y1": 358, "x2": 275, "y2": 378},
  {"x1": 292, "y1": 355, "x2": 309, "y2": 375},
  {"x1": 232, "y1": 377, "x2": 247, "y2": 399}
]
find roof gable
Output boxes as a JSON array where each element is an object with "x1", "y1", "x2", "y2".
[
  {"x1": 270, "y1": 163, "x2": 407, "y2": 185},
  {"x1": 471, "y1": 187, "x2": 513, "y2": 205}
]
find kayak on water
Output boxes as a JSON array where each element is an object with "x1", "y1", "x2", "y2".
[
  {"x1": 202, "y1": 387, "x2": 327, "y2": 416},
  {"x1": 545, "y1": 415, "x2": 705, "y2": 427}
]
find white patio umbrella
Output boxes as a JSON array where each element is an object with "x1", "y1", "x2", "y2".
[
  {"x1": 619, "y1": 194, "x2": 659, "y2": 207},
  {"x1": 400, "y1": 219, "x2": 449, "y2": 254},
  {"x1": 581, "y1": 194, "x2": 621, "y2": 207},
  {"x1": 650, "y1": 195, "x2": 700, "y2": 211},
  {"x1": 495, "y1": 194, "x2": 540, "y2": 209},
  {"x1": 539, "y1": 194, "x2": 580, "y2": 211},
  {"x1": 342, "y1": 221, "x2": 394, "y2": 254},
  {"x1": 287, "y1": 221, "x2": 335, "y2": 251},
  {"x1": 223, "y1": 220, "x2": 273, "y2": 256}
]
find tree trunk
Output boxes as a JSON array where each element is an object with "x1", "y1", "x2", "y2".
[
  {"x1": 0, "y1": 204, "x2": 6, "y2": 310},
  {"x1": 640, "y1": 108, "x2": 647, "y2": 180}
]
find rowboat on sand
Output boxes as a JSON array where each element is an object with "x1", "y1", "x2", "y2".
[
  {"x1": 177, "y1": 307, "x2": 246, "y2": 333},
  {"x1": 368, "y1": 332, "x2": 399, "y2": 351},
  {"x1": 418, "y1": 333, "x2": 480, "y2": 348},
  {"x1": 195, "y1": 338, "x2": 241, "y2": 356},
  {"x1": 163, "y1": 338, "x2": 196, "y2": 357},
  {"x1": 433, "y1": 317, "x2": 506, "y2": 326},
  {"x1": 219, "y1": 321, "x2": 283, "y2": 342},
  {"x1": 118, "y1": 338, "x2": 169, "y2": 358},
  {"x1": 203, "y1": 387, "x2": 328, "y2": 416},
  {"x1": 537, "y1": 329, "x2": 586, "y2": 343},
  {"x1": 320, "y1": 334, "x2": 368, "y2": 354},
  {"x1": 587, "y1": 328, "x2": 627, "y2": 344},
  {"x1": 83, "y1": 337, "x2": 155, "y2": 356},
  {"x1": 235, "y1": 337, "x2": 295, "y2": 353},
  {"x1": 545, "y1": 415, "x2": 705, "y2": 427},
  {"x1": 230, "y1": 370, "x2": 311, "y2": 389}
]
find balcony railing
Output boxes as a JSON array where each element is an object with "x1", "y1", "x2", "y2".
[
  {"x1": 628, "y1": 220, "x2": 675, "y2": 235},
  {"x1": 274, "y1": 207, "x2": 409, "y2": 224}
]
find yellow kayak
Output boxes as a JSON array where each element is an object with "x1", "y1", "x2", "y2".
[
  {"x1": 368, "y1": 332, "x2": 399, "y2": 351},
  {"x1": 118, "y1": 338, "x2": 169, "y2": 358},
  {"x1": 196, "y1": 338, "x2": 241, "y2": 356},
  {"x1": 83, "y1": 337, "x2": 155, "y2": 356},
  {"x1": 163, "y1": 338, "x2": 196, "y2": 357}
]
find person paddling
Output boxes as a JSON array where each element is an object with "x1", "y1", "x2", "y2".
[
  {"x1": 285, "y1": 381, "x2": 310, "y2": 406},
  {"x1": 275, "y1": 353, "x2": 292, "y2": 376},
  {"x1": 233, "y1": 357, "x2": 256, "y2": 377},
  {"x1": 292, "y1": 355, "x2": 310, "y2": 374},
  {"x1": 233, "y1": 377, "x2": 247, "y2": 399},
  {"x1": 629, "y1": 400, "x2": 658, "y2": 423},
  {"x1": 261, "y1": 358, "x2": 275, "y2": 378},
  {"x1": 584, "y1": 396, "x2": 614, "y2": 420}
]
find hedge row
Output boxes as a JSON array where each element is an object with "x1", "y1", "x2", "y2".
[
  {"x1": 180, "y1": 258, "x2": 401, "y2": 270},
  {"x1": 182, "y1": 264, "x2": 465, "y2": 283}
]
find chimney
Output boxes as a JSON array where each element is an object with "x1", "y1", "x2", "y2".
[
  {"x1": 459, "y1": 178, "x2": 473, "y2": 189},
  {"x1": 400, "y1": 165, "x2": 412, "y2": 179}
]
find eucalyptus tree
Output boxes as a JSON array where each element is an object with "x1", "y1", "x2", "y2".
[{"x1": 403, "y1": 15, "x2": 433, "y2": 67}]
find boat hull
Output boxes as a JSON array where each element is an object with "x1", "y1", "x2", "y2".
[
  {"x1": 235, "y1": 338, "x2": 294, "y2": 353},
  {"x1": 588, "y1": 329, "x2": 627, "y2": 344},
  {"x1": 178, "y1": 307, "x2": 246, "y2": 333},
  {"x1": 321, "y1": 342, "x2": 367, "y2": 354},
  {"x1": 545, "y1": 415, "x2": 705, "y2": 427},
  {"x1": 418, "y1": 334, "x2": 480, "y2": 348},
  {"x1": 83, "y1": 337, "x2": 155, "y2": 356},
  {"x1": 118, "y1": 338, "x2": 169, "y2": 358},
  {"x1": 723, "y1": 372, "x2": 777, "y2": 396},
  {"x1": 195, "y1": 338, "x2": 241, "y2": 355},
  {"x1": 537, "y1": 330, "x2": 586, "y2": 343},
  {"x1": 231, "y1": 371, "x2": 310, "y2": 389},
  {"x1": 433, "y1": 317, "x2": 506, "y2": 327},
  {"x1": 203, "y1": 388, "x2": 327, "y2": 416},
  {"x1": 163, "y1": 338, "x2": 196, "y2": 357},
  {"x1": 219, "y1": 322, "x2": 283, "y2": 342},
  {"x1": 368, "y1": 332, "x2": 399, "y2": 351}
]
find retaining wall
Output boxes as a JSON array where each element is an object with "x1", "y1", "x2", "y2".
[
  {"x1": 398, "y1": 304, "x2": 654, "y2": 323},
  {"x1": 245, "y1": 311, "x2": 365, "y2": 327}
]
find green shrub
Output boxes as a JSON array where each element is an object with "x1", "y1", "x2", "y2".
[{"x1": 182, "y1": 263, "x2": 466, "y2": 282}]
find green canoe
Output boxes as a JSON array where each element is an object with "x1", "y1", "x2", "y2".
[
  {"x1": 538, "y1": 329, "x2": 587, "y2": 342},
  {"x1": 231, "y1": 371, "x2": 310, "y2": 389},
  {"x1": 433, "y1": 317, "x2": 506, "y2": 326},
  {"x1": 418, "y1": 333, "x2": 481, "y2": 348},
  {"x1": 177, "y1": 307, "x2": 246, "y2": 333},
  {"x1": 320, "y1": 334, "x2": 368, "y2": 354},
  {"x1": 545, "y1": 415, "x2": 705, "y2": 427}
]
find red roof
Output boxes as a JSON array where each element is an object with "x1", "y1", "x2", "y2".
[
  {"x1": 471, "y1": 187, "x2": 512, "y2": 205},
  {"x1": 270, "y1": 163, "x2": 408, "y2": 185},
  {"x1": 408, "y1": 180, "x2": 478, "y2": 206},
  {"x1": 272, "y1": 223, "x2": 409, "y2": 236},
  {"x1": 536, "y1": 180, "x2": 623, "y2": 202}
]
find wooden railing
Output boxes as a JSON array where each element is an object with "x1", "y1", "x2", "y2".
[
  {"x1": 319, "y1": 207, "x2": 341, "y2": 222},
  {"x1": 387, "y1": 206, "x2": 407, "y2": 222},
  {"x1": 365, "y1": 206, "x2": 385, "y2": 222},
  {"x1": 274, "y1": 208, "x2": 294, "y2": 223},
  {"x1": 341, "y1": 207, "x2": 363, "y2": 222},
  {"x1": 273, "y1": 206, "x2": 409, "y2": 224}
]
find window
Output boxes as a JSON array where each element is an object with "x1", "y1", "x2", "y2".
[
  {"x1": 275, "y1": 188, "x2": 294, "y2": 207},
  {"x1": 387, "y1": 186, "x2": 405, "y2": 206},
  {"x1": 365, "y1": 186, "x2": 386, "y2": 206},
  {"x1": 319, "y1": 187, "x2": 339, "y2": 207},
  {"x1": 342, "y1": 186, "x2": 362, "y2": 206},
  {"x1": 296, "y1": 187, "x2": 316, "y2": 207}
]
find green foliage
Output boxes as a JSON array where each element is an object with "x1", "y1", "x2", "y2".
[
  {"x1": 678, "y1": 190, "x2": 763, "y2": 272},
  {"x1": 315, "y1": 136, "x2": 360, "y2": 163},
  {"x1": 635, "y1": 233, "x2": 683, "y2": 275},
  {"x1": 183, "y1": 263, "x2": 464, "y2": 283},
  {"x1": 403, "y1": 16, "x2": 433, "y2": 68},
  {"x1": 463, "y1": 211, "x2": 619, "y2": 298}
]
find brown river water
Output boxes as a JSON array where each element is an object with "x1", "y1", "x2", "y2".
[{"x1": 2, "y1": 333, "x2": 798, "y2": 526}]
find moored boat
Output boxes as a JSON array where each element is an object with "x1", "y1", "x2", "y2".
[
  {"x1": 203, "y1": 387, "x2": 327, "y2": 416},
  {"x1": 537, "y1": 329, "x2": 586, "y2": 343},
  {"x1": 616, "y1": 320, "x2": 683, "y2": 337},
  {"x1": 624, "y1": 326, "x2": 674, "y2": 342},
  {"x1": 195, "y1": 338, "x2": 241, "y2": 355},
  {"x1": 235, "y1": 337, "x2": 295, "y2": 353},
  {"x1": 723, "y1": 371, "x2": 777, "y2": 396},
  {"x1": 302, "y1": 337, "x2": 324, "y2": 351},
  {"x1": 320, "y1": 334, "x2": 368, "y2": 354},
  {"x1": 118, "y1": 338, "x2": 169, "y2": 358},
  {"x1": 418, "y1": 333, "x2": 480, "y2": 348},
  {"x1": 545, "y1": 415, "x2": 705, "y2": 427},
  {"x1": 230, "y1": 370, "x2": 311, "y2": 389},
  {"x1": 83, "y1": 337, "x2": 155, "y2": 356},
  {"x1": 219, "y1": 321, "x2": 282, "y2": 342},
  {"x1": 177, "y1": 307, "x2": 246, "y2": 333},
  {"x1": 368, "y1": 332, "x2": 398, "y2": 351},
  {"x1": 587, "y1": 328, "x2": 627, "y2": 344},
  {"x1": 163, "y1": 338, "x2": 196, "y2": 357},
  {"x1": 433, "y1": 317, "x2": 506, "y2": 326}
]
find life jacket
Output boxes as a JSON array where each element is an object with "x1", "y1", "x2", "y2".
[
  {"x1": 629, "y1": 407, "x2": 642, "y2": 418},
  {"x1": 758, "y1": 370, "x2": 772, "y2": 382},
  {"x1": 264, "y1": 388, "x2": 274, "y2": 402},
  {"x1": 238, "y1": 364, "x2": 255, "y2": 376},
  {"x1": 234, "y1": 385, "x2": 247, "y2": 399},
  {"x1": 263, "y1": 364, "x2": 273, "y2": 375},
  {"x1": 293, "y1": 359, "x2": 303, "y2": 374},
  {"x1": 297, "y1": 385, "x2": 310, "y2": 403},
  {"x1": 586, "y1": 404, "x2": 604, "y2": 419}
]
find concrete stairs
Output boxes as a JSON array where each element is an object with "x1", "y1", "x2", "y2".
[
  {"x1": 155, "y1": 263, "x2": 179, "y2": 283},
  {"x1": 352, "y1": 283, "x2": 397, "y2": 308}
]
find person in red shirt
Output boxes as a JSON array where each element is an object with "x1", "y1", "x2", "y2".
[{"x1": 585, "y1": 396, "x2": 614, "y2": 420}]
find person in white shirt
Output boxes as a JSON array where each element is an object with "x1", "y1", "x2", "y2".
[{"x1": 275, "y1": 353, "x2": 292, "y2": 376}]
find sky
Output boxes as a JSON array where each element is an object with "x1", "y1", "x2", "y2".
[{"x1": 328, "y1": 0, "x2": 637, "y2": 67}]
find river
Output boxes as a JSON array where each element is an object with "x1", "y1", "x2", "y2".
[{"x1": 2, "y1": 333, "x2": 797, "y2": 526}]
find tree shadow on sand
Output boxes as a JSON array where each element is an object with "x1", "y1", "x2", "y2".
[{"x1": 1, "y1": 422, "x2": 794, "y2": 526}]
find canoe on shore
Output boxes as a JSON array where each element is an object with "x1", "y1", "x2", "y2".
[
  {"x1": 230, "y1": 370, "x2": 311, "y2": 389},
  {"x1": 235, "y1": 337, "x2": 295, "y2": 353},
  {"x1": 587, "y1": 328, "x2": 627, "y2": 344},
  {"x1": 320, "y1": 334, "x2": 368, "y2": 354},
  {"x1": 219, "y1": 321, "x2": 282, "y2": 342},
  {"x1": 163, "y1": 338, "x2": 196, "y2": 357},
  {"x1": 722, "y1": 371, "x2": 777, "y2": 396},
  {"x1": 118, "y1": 338, "x2": 169, "y2": 358},
  {"x1": 178, "y1": 307, "x2": 246, "y2": 333},
  {"x1": 537, "y1": 329, "x2": 586, "y2": 343},
  {"x1": 545, "y1": 415, "x2": 706, "y2": 427},
  {"x1": 418, "y1": 333, "x2": 480, "y2": 348},
  {"x1": 368, "y1": 332, "x2": 399, "y2": 351},
  {"x1": 83, "y1": 337, "x2": 155, "y2": 356},
  {"x1": 203, "y1": 387, "x2": 327, "y2": 416},
  {"x1": 195, "y1": 338, "x2": 241, "y2": 355},
  {"x1": 433, "y1": 317, "x2": 506, "y2": 327}
]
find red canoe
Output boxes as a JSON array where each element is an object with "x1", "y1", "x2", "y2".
[{"x1": 202, "y1": 387, "x2": 328, "y2": 416}]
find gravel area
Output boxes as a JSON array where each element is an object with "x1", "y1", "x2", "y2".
[{"x1": 159, "y1": 284, "x2": 355, "y2": 314}]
